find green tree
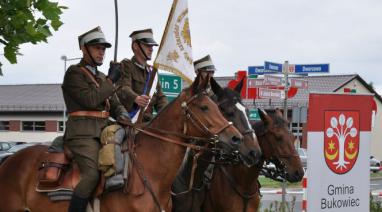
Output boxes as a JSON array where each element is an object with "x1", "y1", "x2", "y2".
[{"x1": 0, "y1": 0, "x2": 67, "y2": 75}]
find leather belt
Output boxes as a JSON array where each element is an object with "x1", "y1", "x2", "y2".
[{"x1": 69, "y1": 111, "x2": 110, "y2": 118}]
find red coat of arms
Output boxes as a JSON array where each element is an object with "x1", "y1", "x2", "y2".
[{"x1": 324, "y1": 111, "x2": 360, "y2": 174}]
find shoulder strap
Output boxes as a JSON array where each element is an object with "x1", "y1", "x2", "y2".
[{"x1": 79, "y1": 66, "x2": 100, "y2": 88}]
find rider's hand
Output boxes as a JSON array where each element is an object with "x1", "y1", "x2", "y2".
[
  {"x1": 135, "y1": 95, "x2": 150, "y2": 107},
  {"x1": 107, "y1": 61, "x2": 122, "y2": 83},
  {"x1": 117, "y1": 112, "x2": 131, "y2": 126}
]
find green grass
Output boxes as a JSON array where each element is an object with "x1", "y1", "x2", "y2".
[
  {"x1": 259, "y1": 176, "x2": 302, "y2": 188},
  {"x1": 259, "y1": 171, "x2": 382, "y2": 189}
]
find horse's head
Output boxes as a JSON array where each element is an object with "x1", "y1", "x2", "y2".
[
  {"x1": 254, "y1": 109, "x2": 304, "y2": 182},
  {"x1": 174, "y1": 73, "x2": 243, "y2": 154},
  {"x1": 210, "y1": 77, "x2": 261, "y2": 167}
]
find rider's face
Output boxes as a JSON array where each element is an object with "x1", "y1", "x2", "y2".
[
  {"x1": 82, "y1": 44, "x2": 106, "y2": 65},
  {"x1": 134, "y1": 42, "x2": 154, "y2": 61}
]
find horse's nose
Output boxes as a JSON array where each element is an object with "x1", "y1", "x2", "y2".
[{"x1": 249, "y1": 150, "x2": 262, "y2": 164}]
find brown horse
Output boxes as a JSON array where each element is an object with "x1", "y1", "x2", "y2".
[
  {"x1": 0, "y1": 74, "x2": 246, "y2": 212},
  {"x1": 171, "y1": 77, "x2": 262, "y2": 212},
  {"x1": 203, "y1": 109, "x2": 304, "y2": 212}
]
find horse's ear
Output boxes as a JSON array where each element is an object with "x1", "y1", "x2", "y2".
[
  {"x1": 258, "y1": 108, "x2": 272, "y2": 125},
  {"x1": 191, "y1": 73, "x2": 201, "y2": 95},
  {"x1": 234, "y1": 77, "x2": 245, "y2": 94},
  {"x1": 210, "y1": 77, "x2": 223, "y2": 97},
  {"x1": 275, "y1": 108, "x2": 284, "y2": 118}
]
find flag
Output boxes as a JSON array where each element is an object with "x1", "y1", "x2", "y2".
[{"x1": 154, "y1": 0, "x2": 195, "y2": 84}]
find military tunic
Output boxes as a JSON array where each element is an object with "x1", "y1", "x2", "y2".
[
  {"x1": 116, "y1": 56, "x2": 168, "y2": 121},
  {"x1": 62, "y1": 59, "x2": 126, "y2": 198}
]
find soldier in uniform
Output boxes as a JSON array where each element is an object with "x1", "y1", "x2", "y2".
[
  {"x1": 62, "y1": 26, "x2": 130, "y2": 212},
  {"x1": 193, "y1": 55, "x2": 216, "y2": 96},
  {"x1": 115, "y1": 28, "x2": 167, "y2": 122}
]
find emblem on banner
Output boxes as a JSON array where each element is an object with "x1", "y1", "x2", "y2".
[{"x1": 324, "y1": 111, "x2": 359, "y2": 174}]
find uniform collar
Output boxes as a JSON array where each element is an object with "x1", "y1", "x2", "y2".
[
  {"x1": 80, "y1": 59, "x2": 97, "y2": 75},
  {"x1": 131, "y1": 56, "x2": 148, "y2": 70}
]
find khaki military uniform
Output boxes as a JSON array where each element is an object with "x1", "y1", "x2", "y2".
[
  {"x1": 62, "y1": 59, "x2": 126, "y2": 198},
  {"x1": 116, "y1": 56, "x2": 167, "y2": 121}
]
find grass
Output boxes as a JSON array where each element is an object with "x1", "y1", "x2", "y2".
[{"x1": 259, "y1": 171, "x2": 382, "y2": 189}]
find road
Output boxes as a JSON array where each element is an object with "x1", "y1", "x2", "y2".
[{"x1": 259, "y1": 178, "x2": 382, "y2": 212}]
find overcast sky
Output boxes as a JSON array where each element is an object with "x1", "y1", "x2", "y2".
[{"x1": 1, "y1": 0, "x2": 382, "y2": 93}]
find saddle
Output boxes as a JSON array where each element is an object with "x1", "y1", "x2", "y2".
[{"x1": 36, "y1": 146, "x2": 105, "y2": 199}]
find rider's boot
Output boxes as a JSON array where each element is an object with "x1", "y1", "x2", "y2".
[{"x1": 68, "y1": 193, "x2": 88, "y2": 212}]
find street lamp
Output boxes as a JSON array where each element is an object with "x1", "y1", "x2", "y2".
[
  {"x1": 60, "y1": 55, "x2": 81, "y2": 133},
  {"x1": 60, "y1": 55, "x2": 81, "y2": 72}
]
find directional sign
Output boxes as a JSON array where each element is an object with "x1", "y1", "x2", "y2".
[
  {"x1": 263, "y1": 75, "x2": 284, "y2": 86},
  {"x1": 248, "y1": 79, "x2": 264, "y2": 88},
  {"x1": 264, "y1": 61, "x2": 283, "y2": 73},
  {"x1": 248, "y1": 66, "x2": 268, "y2": 75},
  {"x1": 159, "y1": 74, "x2": 182, "y2": 94},
  {"x1": 294, "y1": 64, "x2": 329, "y2": 73},
  {"x1": 290, "y1": 78, "x2": 308, "y2": 89},
  {"x1": 249, "y1": 109, "x2": 261, "y2": 121},
  {"x1": 258, "y1": 88, "x2": 285, "y2": 99}
]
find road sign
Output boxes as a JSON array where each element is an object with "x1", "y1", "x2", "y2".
[
  {"x1": 258, "y1": 88, "x2": 285, "y2": 99},
  {"x1": 263, "y1": 75, "x2": 284, "y2": 86},
  {"x1": 248, "y1": 66, "x2": 266, "y2": 75},
  {"x1": 294, "y1": 64, "x2": 329, "y2": 73},
  {"x1": 290, "y1": 78, "x2": 308, "y2": 89},
  {"x1": 159, "y1": 74, "x2": 182, "y2": 94},
  {"x1": 264, "y1": 61, "x2": 283, "y2": 73},
  {"x1": 248, "y1": 79, "x2": 264, "y2": 88},
  {"x1": 249, "y1": 109, "x2": 261, "y2": 121}
]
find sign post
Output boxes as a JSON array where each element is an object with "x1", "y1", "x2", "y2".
[{"x1": 306, "y1": 93, "x2": 373, "y2": 211}]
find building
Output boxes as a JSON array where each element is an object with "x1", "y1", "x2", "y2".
[{"x1": 0, "y1": 74, "x2": 381, "y2": 159}]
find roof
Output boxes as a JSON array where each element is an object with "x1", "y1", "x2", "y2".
[
  {"x1": 0, "y1": 84, "x2": 64, "y2": 112},
  {"x1": 215, "y1": 74, "x2": 382, "y2": 109}
]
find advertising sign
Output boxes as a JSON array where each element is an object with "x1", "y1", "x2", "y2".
[
  {"x1": 258, "y1": 88, "x2": 285, "y2": 99},
  {"x1": 307, "y1": 93, "x2": 373, "y2": 211}
]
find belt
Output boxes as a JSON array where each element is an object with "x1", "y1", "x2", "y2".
[{"x1": 69, "y1": 111, "x2": 110, "y2": 118}]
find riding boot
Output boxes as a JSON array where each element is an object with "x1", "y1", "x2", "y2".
[{"x1": 68, "y1": 193, "x2": 88, "y2": 212}]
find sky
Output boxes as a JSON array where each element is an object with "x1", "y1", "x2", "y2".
[{"x1": 1, "y1": 0, "x2": 382, "y2": 93}]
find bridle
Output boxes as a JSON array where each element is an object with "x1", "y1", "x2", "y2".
[{"x1": 128, "y1": 90, "x2": 235, "y2": 212}]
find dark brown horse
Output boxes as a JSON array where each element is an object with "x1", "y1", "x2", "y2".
[
  {"x1": 203, "y1": 109, "x2": 304, "y2": 212},
  {"x1": 171, "y1": 78, "x2": 262, "y2": 212},
  {"x1": 0, "y1": 74, "x2": 248, "y2": 212}
]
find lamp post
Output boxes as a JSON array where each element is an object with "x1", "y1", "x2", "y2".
[
  {"x1": 60, "y1": 55, "x2": 81, "y2": 132},
  {"x1": 60, "y1": 55, "x2": 81, "y2": 72}
]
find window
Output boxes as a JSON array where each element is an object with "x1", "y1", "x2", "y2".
[
  {"x1": 58, "y1": 121, "x2": 64, "y2": 132},
  {"x1": 0, "y1": 121, "x2": 10, "y2": 131},
  {"x1": 22, "y1": 121, "x2": 45, "y2": 131}
]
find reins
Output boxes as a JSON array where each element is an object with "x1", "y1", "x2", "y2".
[{"x1": 125, "y1": 91, "x2": 233, "y2": 212}]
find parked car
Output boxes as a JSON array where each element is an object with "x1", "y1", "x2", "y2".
[
  {"x1": 0, "y1": 142, "x2": 14, "y2": 153},
  {"x1": 370, "y1": 156, "x2": 381, "y2": 173},
  {"x1": 297, "y1": 148, "x2": 307, "y2": 168},
  {"x1": 0, "y1": 143, "x2": 36, "y2": 165}
]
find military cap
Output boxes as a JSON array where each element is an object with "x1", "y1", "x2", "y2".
[
  {"x1": 130, "y1": 28, "x2": 158, "y2": 46},
  {"x1": 194, "y1": 55, "x2": 216, "y2": 72},
  {"x1": 78, "y1": 26, "x2": 112, "y2": 49}
]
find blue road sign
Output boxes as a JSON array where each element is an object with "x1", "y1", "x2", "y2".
[
  {"x1": 294, "y1": 64, "x2": 329, "y2": 73},
  {"x1": 248, "y1": 66, "x2": 265, "y2": 75},
  {"x1": 264, "y1": 61, "x2": 283, "y2": 73}
]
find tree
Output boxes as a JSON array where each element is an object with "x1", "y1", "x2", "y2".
[{"x1": 0, "y1": 0, "x2": 67, "y2": 75}]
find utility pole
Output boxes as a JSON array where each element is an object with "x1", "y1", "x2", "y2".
[{"x1": 281, "y1": 60, "x2": 289, "y2": 205}]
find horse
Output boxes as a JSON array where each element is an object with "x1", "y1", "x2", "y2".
[
  {"x1": 171, "y1": 77, "x2": 262, "y2": 212},
  {"x1": 0, "y1": 73, "x2": 251, "y2": 212},
  {"x1": 202, "y1": 109, "x2": 304, "y2": 212}
]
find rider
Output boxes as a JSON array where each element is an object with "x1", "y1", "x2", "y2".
[
  {"x1": 62, "y1": 26, "x2": 130, "y2": 212},
  {"x1": 193, "y1": 54, "x2": 216, "y2": 96},
  {"x1": 115, "y1": 28, "x2": 167, "y2": 122}
]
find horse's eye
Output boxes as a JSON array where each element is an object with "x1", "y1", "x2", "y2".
[{"x1": 200, "y1": 105, "x2": 209, "y2": 111}]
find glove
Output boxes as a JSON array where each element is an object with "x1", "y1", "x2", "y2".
[
  {"x1": 108, "y1": 61, "x2": 122, "y2": 83},
  {"x1": 117, "y1": 112, "x2": 131, "y2": 126}
]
